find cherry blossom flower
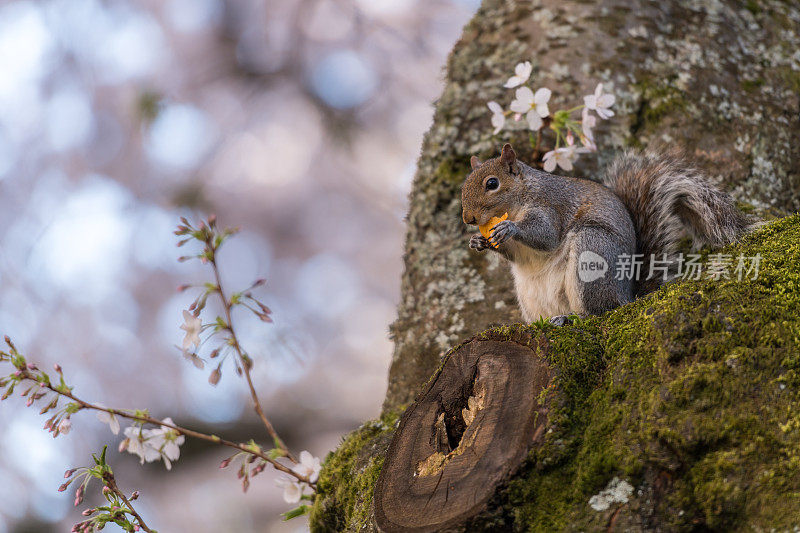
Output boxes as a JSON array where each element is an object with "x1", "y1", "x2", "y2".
[
  {"x1": 543, "y1": 141, "x2": 590, "y2": 173},
  {"x1": 503, "y1": 61, "x2": 532, "y2": 88},
  {"x1": 509, "y1": 87, "x2": 551, "y2": 131},
  {"x1": 96, "y1": 405, "x2": 120, "y2": 435},
  {"x1": 122, "y1": 426, "x2": 160, "y2": 465},
  {"x1": 180, "y1": 310, "x2": 202, "y2": 352},
  {"x1": 276, "y1": 476, "x2": 303, "y2": 504},
  {"x1": 183, "y1": 351, "x2": 205, "y2": 369},
  {"x1": 584, "y1": 83, "x2": 615, "y2": 119},
  {"x1": 487, "y1": 101, "x2": 505, "y2": 134},
  {"x1": 148, "y1": 418, "x2": 185, "y2": 470},
  {"x1": 292, "y1": 450, "x2": 322, "y2": 483}
]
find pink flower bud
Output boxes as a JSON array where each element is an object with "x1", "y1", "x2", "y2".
[
  {"x1": 82, "y1": 509, "x2": 95, "y2": 516},
  {"x1": 54, "y1": 364, "x2": 62, "y2": 373},
  {"x1": 219, "y1": 458, "x2": 231, "y2": 469},
  {"x1": 208, "y1": 369, "x2": 221, "y2": 386},
  {"x1": 58, "y1": 482, "x2": 70, "y2": 492},
  {"x1": 27, "y1": 363, "x2": 37, "y2": 371},
  {"x1": 131, "y1": 491, "x2": 140, "y2": 500},
  {"x1": 103, "y1": 486, "x2": 112, "y2": 496},
  {"x1": 65, "y1": 468, "x2": 77, "y2": 478},
  {"x1": 119, "y1": 439, "x2": 129, "y2": 453},
  {"x1": 134, "y1": 526, "x2": 140, "y2": 532},
  {"x1": 58, "y1": 417, "x2": 72, "y2": 435}
]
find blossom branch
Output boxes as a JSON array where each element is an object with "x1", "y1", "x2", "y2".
[
  {"x1": 5, "y1": 361, "x2": 314, "y2": 488},
  {"x1": 179, "y1": 216, "x2": 296, "y2": 463}
]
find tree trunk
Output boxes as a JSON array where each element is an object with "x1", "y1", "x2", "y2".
[{"x1": 309, "y1": 1, "x2": 800, "y2": 531}]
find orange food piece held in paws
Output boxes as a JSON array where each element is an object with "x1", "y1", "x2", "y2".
[{"x1": 479, "y1": 212, "x2": 508, "y2": 248}]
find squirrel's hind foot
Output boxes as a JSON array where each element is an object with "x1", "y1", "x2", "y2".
[{"x1": 548, "y1": 314, "x2": 576, "y2": 327}]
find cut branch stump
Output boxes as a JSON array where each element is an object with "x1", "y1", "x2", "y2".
[{"x1": 374, "y1": 339, "x2": 553, "y2": 532}]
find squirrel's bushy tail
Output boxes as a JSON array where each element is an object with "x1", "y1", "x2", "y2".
[{"x1": 604, "y1": 148, "x2": 752, "y2": 294}]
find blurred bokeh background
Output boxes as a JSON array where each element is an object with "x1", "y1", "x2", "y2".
[{"x1": 0, "y1": 0, "x2": 478, "y2": 530}]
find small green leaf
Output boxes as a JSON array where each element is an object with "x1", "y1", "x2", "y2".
[{"x1": 281, "y1": 505, "x2": 309, "y2": 521}]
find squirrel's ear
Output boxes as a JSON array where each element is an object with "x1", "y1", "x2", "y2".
[
  {"x1": 500, "y1": 143, "x2": 518, "y2": 174},
  {"x1": 470, "y1": 156, "x2": 483, "y2": 170}
]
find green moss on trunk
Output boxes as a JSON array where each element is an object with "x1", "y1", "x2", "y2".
[{"x1": 311, "y1": 215, "x2": 800, "y2": 531}]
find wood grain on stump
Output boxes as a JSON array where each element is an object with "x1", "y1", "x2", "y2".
[{"x1": 374, "y1": 339, "x2": 553, "y2": 532}]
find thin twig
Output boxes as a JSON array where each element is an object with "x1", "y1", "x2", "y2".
[{"x1": 206, "y1": 238, "x2": 297, "y2": 463}]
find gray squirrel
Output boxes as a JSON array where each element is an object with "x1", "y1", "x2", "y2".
[{"x1": 461, "y1": 144, "x2": 752, "y2": 324}]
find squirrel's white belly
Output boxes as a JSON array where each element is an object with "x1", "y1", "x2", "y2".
[{"x1": 507, "y1": 235, "x2": 582, "y2": 322}]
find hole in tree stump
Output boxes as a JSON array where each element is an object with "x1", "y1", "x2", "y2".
[{"x1": 374, "y1": 339, "x2": 553, "y2": 532}]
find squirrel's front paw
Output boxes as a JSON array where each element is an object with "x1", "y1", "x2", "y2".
[
  {"x1": 469, "y1": 234, "x2": 492, "y2": 252},
  {"x1": 490, "y1": 220, "x2": 518, "y2": 245}
]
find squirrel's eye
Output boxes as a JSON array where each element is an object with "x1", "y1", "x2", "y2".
[{"x1": 485, "y1": 177, "x2": 499, "y2": 191}]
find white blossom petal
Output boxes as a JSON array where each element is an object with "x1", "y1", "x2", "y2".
[
  {"x1": 509, "y1": 86, "x2": 534, "y2": 113},
  {"x1": 97, "y1": 405, "x2": 121, "y2": 435},
  {"x1": 487, "y1": 101, "x2": 502, "y2": 114},
  {"x1": 533, "y1": 87, "x2": 551, "y2": 104},
  {"x1": 597, "y1": 94, "x2": 615, "y2": 108},
  {"x1": 535, "y1": 102, "x2": 550, "y2": 118},
  {"x1": 487, "y1": 101, "x2": 505, "y2": 134},
  {"x1": 276, "y1": 476, "x2": 303, "y2": 504},
  {"x1": 525, "y1": 110, "x2": 543, "y2": 131},
  {"x1": 542, "y1": 151, "x2": 557, "y2": 172}
]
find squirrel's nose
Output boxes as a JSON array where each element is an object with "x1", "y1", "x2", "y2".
[{"x1": 463, "y1": 214, "x2": 477, "y2": 225}]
